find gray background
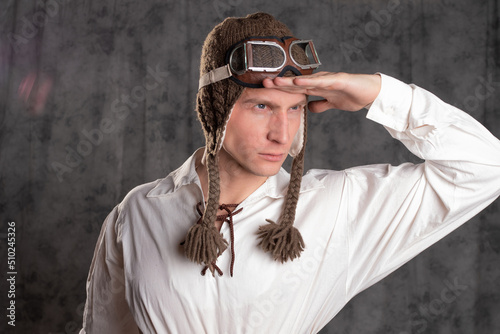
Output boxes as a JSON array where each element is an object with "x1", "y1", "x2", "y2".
[{"x1": 1, "y1": 0, "x2": 499, "y2": 333}]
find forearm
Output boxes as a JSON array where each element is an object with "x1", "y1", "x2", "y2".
[{"x1": 367, "y1": 73, "x2": 500, "y2": 178}]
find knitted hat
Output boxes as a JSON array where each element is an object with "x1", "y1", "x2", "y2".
[{"x1": 183, "y1": 12, "x2": 310, "y2": 268}]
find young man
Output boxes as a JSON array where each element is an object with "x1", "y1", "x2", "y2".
[{"x1": 80, "y1": 13, "x2": 500, "y2": 333}]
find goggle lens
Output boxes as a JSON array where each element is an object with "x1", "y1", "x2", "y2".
[
  {"x1": 230, "y1": 42, "x2": 287, "y2": 74},
  {"x1": 290, "y1": 41, "x2": 319, "y2": 68},
  {"x1": 229, "y1": 45, "x2": 246, "y2": 74},
  {"x1": 249, "y1": 43, "x2": 286, "y2": 70}
]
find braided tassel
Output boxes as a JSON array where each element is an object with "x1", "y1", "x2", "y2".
[
  {"x1": 257, "y1": 219, "x2": 305, "y2": 263},
  {"x1": 184, "y1": 153, "x2": 228, "y2": 265}
]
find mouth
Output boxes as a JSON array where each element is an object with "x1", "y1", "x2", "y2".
[{"x1": 258, "y1": 153, "x2": 286, "y2": 162}]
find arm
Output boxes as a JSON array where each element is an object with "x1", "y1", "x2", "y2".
[
  {"x1": 265, "y1": 72, "x2": 500, "y2": 296},
  {"x1": 348, "y1": 74, "x2": 500, "y2": 295},
  {"x1": 80, "y1": 207, "x2": 140, "y2": 334}
]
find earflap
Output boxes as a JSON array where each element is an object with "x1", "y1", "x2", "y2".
[
  {"x1": 289, "y1": 107, "x2": 305, "y2": 157},
  {"x1": 218, "y1": 106, "x2": 234, "y2": 152}
]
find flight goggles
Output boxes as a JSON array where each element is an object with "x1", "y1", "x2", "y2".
[{"x1": 199, "y1": 36, "x2": 321, "y2": 89}]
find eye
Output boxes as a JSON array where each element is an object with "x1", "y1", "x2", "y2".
[
  {"x1": 289, "y1": 105, "x2": 304, "y2": 113},
  {"x1": 252, "y1": 103, "x2": 269, "y2": 113}
]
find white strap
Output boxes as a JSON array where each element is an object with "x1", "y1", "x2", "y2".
[{"x1": 198, "y1": 65, "x2": 232, "y2": 90}]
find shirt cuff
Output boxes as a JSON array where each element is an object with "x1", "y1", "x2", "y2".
[{"x1": 366, "y1": 73, "x2": 413, "y2": 132}]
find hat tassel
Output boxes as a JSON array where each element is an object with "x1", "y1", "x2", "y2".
[{"x1": 184, "y1": 153, "x2": 228, "y2": 265}]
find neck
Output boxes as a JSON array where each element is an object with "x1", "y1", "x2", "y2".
[{"x1": 196, "y1": 149, "x2": 268, "y2": 205}]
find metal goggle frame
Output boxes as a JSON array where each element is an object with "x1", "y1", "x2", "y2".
[{"x1": 199, "y1": 37, "x2": 321, "y2": 89}]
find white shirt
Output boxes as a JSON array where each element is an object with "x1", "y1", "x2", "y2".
[{"x1": 80, "y1": 74, "x2": 500, "y2": 334}]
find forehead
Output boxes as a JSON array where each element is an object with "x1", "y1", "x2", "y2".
[{"x1": 236, "y1": 87, "x2": 307, "y2": 106}]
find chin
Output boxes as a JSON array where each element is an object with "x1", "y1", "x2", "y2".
[{"x1": 250, "y1": 163, "x2": 284, "y2": 177}]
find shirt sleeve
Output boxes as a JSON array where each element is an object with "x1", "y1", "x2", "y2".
[
  {"x1": 345, "y1": 73, "x2": 500, "y2": 299},
  {"x1": 80, "y1": 206, "x2": 140, "y2": 334}
]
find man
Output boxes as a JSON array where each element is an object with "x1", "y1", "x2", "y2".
[{"x1": 80, "y1": 12, "x2": 500, "y2": 333}]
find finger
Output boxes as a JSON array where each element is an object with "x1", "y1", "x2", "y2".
[
  {"x1": 263, "y1": 78, "x2": 328, "y2": 94},
  {"x1": 267, "y1": 76, "x2": 300, "y2": 87},
  {"x1": 264, "y1": 74, "x2": 330, "y2": 88},
  {"x1": 292, "y1": 73, "x2": 347, "y2": 91},
  {"x1": 263, "y1": 72, "x2": 339, "y2": 87},
  {"x1": 262, "y1": 77, "x2": 294, "y2": 88},
  {"x1": 262, "y1": 78, "x2": 310, "y2": 94},
  {"x1": 262, "y1": 77, "x2": 275, "y2": 88}
]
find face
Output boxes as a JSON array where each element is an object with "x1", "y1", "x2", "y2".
[{"x1": 220, "y1": 87, "x2": 306, "y2": 178}]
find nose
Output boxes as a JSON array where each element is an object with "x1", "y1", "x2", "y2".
[{"x1": 267, "y1": 112, "x2": 289, "y2": 145}]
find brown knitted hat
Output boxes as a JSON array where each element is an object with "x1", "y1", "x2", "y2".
[{"x1": 183, "y1": 12, "x2": 311, "y2": 270}]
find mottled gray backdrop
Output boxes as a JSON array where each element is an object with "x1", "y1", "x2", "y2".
[{"x1": 0, "y1": 0, "x2": 499, "y2": 333}]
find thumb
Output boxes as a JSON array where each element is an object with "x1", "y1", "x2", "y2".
[{"x1": 308, "y1": 99, "x2": 332, "y2": 113}]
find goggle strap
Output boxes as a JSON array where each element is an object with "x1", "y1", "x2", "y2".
[{"x1": 199, "y1": 64, "x2": 232, "y2": 90}]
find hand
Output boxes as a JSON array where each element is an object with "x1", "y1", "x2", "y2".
[{"x1": 262, "y1": 72, "x2": 381, "y2": 113}]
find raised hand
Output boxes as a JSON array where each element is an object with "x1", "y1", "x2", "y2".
[{"x1": 262, "y1": 72, "x2": 381, "y2": 113}]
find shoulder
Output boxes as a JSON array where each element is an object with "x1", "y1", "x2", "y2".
[
  {"x1": 117, "y1": 179, "x2": 165, "y2": 215},
  {"x1": 124, "y1": 179, "x2": 163, "y2": 200}
]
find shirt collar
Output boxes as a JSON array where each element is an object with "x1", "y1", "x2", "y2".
[
  {"x1": 146, "y1": 148, "x2": 202, "y2": 198},
  {"x1": 147, "y1": 148, "x2": 324, "y2": 199}
]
